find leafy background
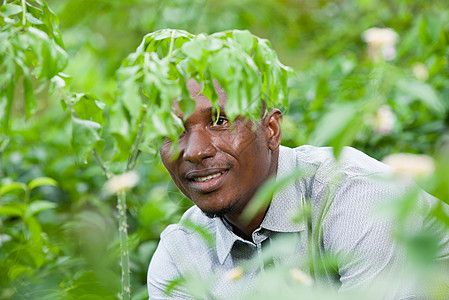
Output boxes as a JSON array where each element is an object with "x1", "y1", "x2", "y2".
[{"x1": 1, "y1": 0, "x2": 449, "y2": 299}]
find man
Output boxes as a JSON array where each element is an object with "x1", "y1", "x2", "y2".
[{"x1": 147, "y1": 78, "x2": 449, "y2": 299}]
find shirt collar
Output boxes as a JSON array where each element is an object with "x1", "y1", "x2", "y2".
[
  {"x1": 215, "y1": 145, "x2": 306, "y2": 264},
  {"x1": 215, "y1": 217, "x2": 247, "y2": 264}
]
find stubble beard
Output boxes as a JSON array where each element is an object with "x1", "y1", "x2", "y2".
[{"x1": 201, "y1": 199, "x2": 239, "y2": 219}]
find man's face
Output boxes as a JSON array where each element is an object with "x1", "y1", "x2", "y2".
[{"x1": 160, "y1": 81, "x2": 280, "y2": 218}]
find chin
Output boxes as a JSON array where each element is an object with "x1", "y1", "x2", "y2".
[{"x1": 199, "y1": 202, "x2": 237, "y2": 219}]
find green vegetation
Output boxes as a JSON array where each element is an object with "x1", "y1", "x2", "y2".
[{"x1": 1, "y1": 0, "x2": 448, "y2": 299}]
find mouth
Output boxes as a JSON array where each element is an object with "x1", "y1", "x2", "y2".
[
  {"x1": 192, "y1": 172, "x2": 225, "y2": 182},
  {"x1": 185, "y1": 169, "x2": 229, "y2": 193}
]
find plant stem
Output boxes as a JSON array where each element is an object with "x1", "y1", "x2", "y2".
[
  {"x1": 60, "y1": 88, "x2": 131, "y2": 298},
  {"x1": 120, "y1": 107, "x2": 149, "y2": 300},
  {"x1": 92, "y1": 149, "x2": 112, "y2": 179},
  {"x1": 168, "y1": 30, "x2": 175, "y2": 57},
  {"x1": 60, "y1": 88, "x2": 129, "y2": 297},
  {"x1": 117, "y1": 190, "x2": 131, "y2": 300},
  {"x1": 21, "y1": 0, "x2": 27, "y2": 26}
]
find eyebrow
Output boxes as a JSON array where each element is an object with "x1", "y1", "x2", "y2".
[{"x1": 200, "y1": 105, "x2": 226, "y2": 115}]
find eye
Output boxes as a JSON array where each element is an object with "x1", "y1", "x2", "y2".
[{"x1": 211, "y1": 116, "x2": 229, "y2": 127}]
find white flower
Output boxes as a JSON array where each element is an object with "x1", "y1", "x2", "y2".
[
  {"x1": 104, "y1": 171, "x2": 140, "y2": 194},
  {"x1": 382, "y1": 153, "x2": 435, "y2": 178},
  {"x1": 362, "y1": 27, "x2": 399, "y2": 61},
  {"x1": 362, "y1": 27, "x2": 398, "y2": 47},
  {"x1": 412, "y1": 63, "x2": 429, "y2": 81},
  {"x1": 0, "y1": 234, "x2": 12, "y2": 246},
  {"x1": 224, "y1": 267, "x2": 243, "y2": 281},
  {"x1": 289, "y1": 268, "x2": 313, "y2": 286},
  {"x1": 372, "y1": 105, "x2": 396, "y2": 135}
]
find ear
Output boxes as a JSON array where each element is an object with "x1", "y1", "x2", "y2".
[{"x1": 264, "y1": 109, "x2": 283, "y2": 151}]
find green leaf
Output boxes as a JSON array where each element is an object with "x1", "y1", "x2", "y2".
[
  {"x1": 118, "y1": 77, "x2": 142, "y2": 121},
  {"x1": 8, "y1": 265, "x2": 34, "y2": 281},
  {"x1": 40, "y1": 0, "x2": 65, "y2": 47},
  {"x1": 109, "y1": 103, "x2": 133, "y2": 160},
  {"x1": 25, "y1": 217, "x2": 45, "y2": 267},
  {"x1": 182, "y1": 40, "x2": 203, "y2": 61},
  {"x1": 25, "y1": 200, "x2": 57, "y2": 218},
  {"x1": 205, "y1": 38, "x2": 223, "y2": 52},
  {"x1": 309, "y1": 103, "x2": 357, "y2": 147},
  {"x1": 176, "y1": 95, "x2": 196, "y2": 119},
  {"x1": 150, "y1": 111, "x2": 170, "y2": 137},
  {"x1": 26, "y1": 216, "x2": 43, "y2": 243},
  {"x1": 26, "y1": 13, "x2": 44, "y2": 25},
  {"x1": 72, "y1": 93, "x2": 105, "y2": 123},
  {"x1": 233, "y1": 30, "x2": 254, "y2": 53},
  {"x1": 0, "y1": 182, "x2": 28, "y2": 196},
  {"x1": 71, "y1": 117, "x2": 103, "y2": 164},
  {"x1": 311, "y1": 78, "x2": 328, "y2": 110},
  {"x1": 425, "y1": 14, "x2": 443, "y2": 43},
  {"x1": 28, "y1": 177, "x2": 58, "y2": 190},
  {"x1": 40, "y1": 37, "x2": 55, "y2": 78},
  {"x1": 396, "y1": 79, "x2": 446, "y2": 116},
  {"x1": 2, "y1": 4, "x2": 23, "y2": 16},
  {"x1": 0, "y1": 205, "x2": 24, "y2": 217},
  {"x1": 27, "y1": 27, "x2": 68, "y2": 79},
  {"x1": 0, "y1": 74, "x2": 15, "y2": 130},
  {"x1": 209, "y1": 50, "x2": 231, "y2": 81},
  {"x1": 23, "y1": 75, "x2": 37, "y2": 118}
]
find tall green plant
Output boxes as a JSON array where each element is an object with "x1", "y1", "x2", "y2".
[{"x1": 0, "y1": 0, "x2": 67, "y2": 131}]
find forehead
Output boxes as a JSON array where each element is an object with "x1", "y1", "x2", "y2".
[{"x1": 174, "y1": 80, "x2": 227, "y2": 118}]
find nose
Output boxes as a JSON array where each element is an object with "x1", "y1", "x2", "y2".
[{"x1": 182, "y1": 129, "x2": 216, "y2": 163}]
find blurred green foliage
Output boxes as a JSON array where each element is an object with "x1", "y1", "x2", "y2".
[{"x1": 1, "y1": 0, "x2": 449, "y2": 299}]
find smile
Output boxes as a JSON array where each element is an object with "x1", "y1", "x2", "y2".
[
  {"x1": 192, "y1": 172, "x2": 224, "y2": 182},
  {"x1": 185, "y1": 169, "x2": 229, "y2": 193}
]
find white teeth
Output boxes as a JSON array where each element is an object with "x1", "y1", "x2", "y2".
[{"x1": 193, "y1": 172, "x2": 223, "y2": 182}]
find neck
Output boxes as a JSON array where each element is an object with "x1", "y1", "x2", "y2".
[
  {"x1": 223, "y1": 148, "x2": 279, "y2": 241},
  {"x1": 223, "y1": 206, "x2": 269, "y2": 241}
]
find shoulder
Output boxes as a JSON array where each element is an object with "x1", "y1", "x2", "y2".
[
  {"x1": 295, "y1": 145, "x2": 402, "y2": 208},
  {"x1": 278, "y1": 145, "x2": 395, "y2": 207},
  {"x1": 290, "y1": 145, "x2": 392, "y2": 179},
  {"x1": 148, "y1": 207, "x2": 209, "y2": 299},
  {"x1": 149, "y1": 205, "x2": 219, "y2": 284},
  {"x1": 157, "y1": 206, "x2": 220, "y2": 266},
  {"x1": 286, "y1": 145, "x2": 402, "y2": 227},
  {"x1": 282, "y1": 145, "x2": 394, "y2": 198}
]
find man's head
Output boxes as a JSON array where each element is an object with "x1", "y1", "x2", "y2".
[{"x1": 160, "y1": 80, "x2": 283, "y2": 219}]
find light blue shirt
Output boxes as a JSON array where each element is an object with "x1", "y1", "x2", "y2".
[{"x1": 148, "y1": 145, "x2": 449, "y2": 299}]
